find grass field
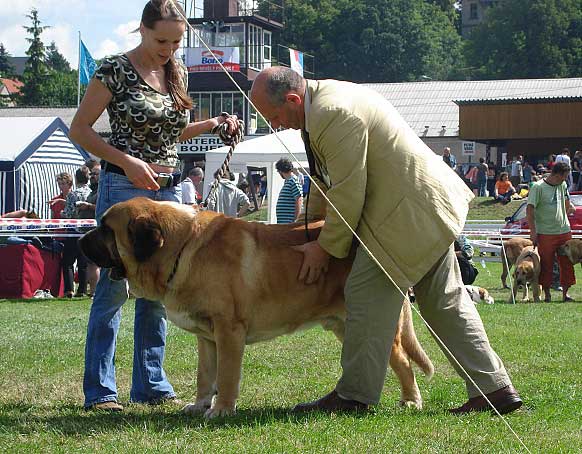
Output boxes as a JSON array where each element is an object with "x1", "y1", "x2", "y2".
[{"x1": 1, "y1": 198, "x2": 581, "y2": 453}]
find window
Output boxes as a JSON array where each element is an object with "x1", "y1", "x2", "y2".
[
  {"x1": 469, "y1": 3, "x2": 478, "y2": 20},
  {"x1": 249, "y1": 24, "x2": 263, "y2": 70},
  {"x1": 263, "y1": 30, "x2": 272, "y2": 69},
  {"x1": 190, "y1": 92, "x2": 245, "y2": 124}
]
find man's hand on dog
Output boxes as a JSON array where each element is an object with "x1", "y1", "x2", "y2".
[{"x1": 293, "y1": 241, "x2": 330, "y2": 284}]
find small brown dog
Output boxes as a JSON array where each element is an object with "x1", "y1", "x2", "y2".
[
  {"x1": 508, "y1": 246, "x2": 541, "y2": 303},
  {"x1": 501, "y1": 237, "x2": 533, "y2": 288},
  {"x1": 558, "y1": 239, "x2": 582, "y2": 266}
]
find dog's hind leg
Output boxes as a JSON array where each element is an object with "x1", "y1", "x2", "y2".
[
  {"x1": 184, "y1": 336, "x2": 217, "y2": 416},
  {"x1": 501, "y1": 252, "x2": 511, "y2": 289},
  {"x1": 390, "y1": 337, "x2": 423, "y2": 410}
]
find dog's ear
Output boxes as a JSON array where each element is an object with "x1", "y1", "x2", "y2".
[{"x1": 128, "y1": 215, "x2": 164, "y2": 262}]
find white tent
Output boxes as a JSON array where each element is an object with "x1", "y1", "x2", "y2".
[{"x1": 204, "y1": 129, "x2": 308, "y2": 224}]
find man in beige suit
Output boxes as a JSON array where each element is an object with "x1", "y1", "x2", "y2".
[{"x1": 250, "y1": 67, "x2": 522, "y2": 415}]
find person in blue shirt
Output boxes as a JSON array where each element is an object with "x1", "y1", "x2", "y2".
[{"x1": 443, "y1": 147, "x2": 457, "y2": 170}]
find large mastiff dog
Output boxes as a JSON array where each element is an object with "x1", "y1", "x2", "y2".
[
  {"x1": 501, "y1": 237, "x2": 534, "y2": 288},
  {"x1": 508, "y1": 246, "x2": 541, "y2": 303},
  {"x1": 80, "y1": 198, "x2": 433, "y2": 418},
  {"x1": 558, "y1": 239, "x2": 582, "y2": 266}
]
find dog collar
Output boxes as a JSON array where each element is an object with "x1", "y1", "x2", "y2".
[{"x1": 166, "y1": 242, "x2": 187, "y2": 286}]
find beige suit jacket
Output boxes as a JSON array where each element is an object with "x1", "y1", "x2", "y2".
[{"x1": 304, "y1": 79, "x2": 474, "y2": 287}]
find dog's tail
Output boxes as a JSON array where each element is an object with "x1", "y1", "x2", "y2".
[{"x1": 400, "y1": 302, "x2": 434, "y2": 380}]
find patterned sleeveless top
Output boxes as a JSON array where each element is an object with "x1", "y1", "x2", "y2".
[{"x1": 94, "y1": 54, "x2": 190, "y2": 167}]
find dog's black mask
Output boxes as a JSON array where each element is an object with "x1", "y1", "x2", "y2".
[{"x1": 79, "y1": 225, "x2": 126, "y2": 280}]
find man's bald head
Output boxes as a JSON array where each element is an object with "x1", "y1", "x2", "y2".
[{"x1": 252, "y1": 67, "x2": 306, "y2": 106}]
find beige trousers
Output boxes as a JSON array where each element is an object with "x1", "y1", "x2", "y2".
[{"x1": 336, "y1": 245, "x2": 511, "y2": 405}]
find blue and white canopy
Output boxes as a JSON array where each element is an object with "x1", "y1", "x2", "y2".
[{"x1": 0, "y1": 117, "x2": 90, "y2": 218}]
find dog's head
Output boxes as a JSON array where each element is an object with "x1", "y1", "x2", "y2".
[
  {"x1": 557, "y1": 239, "x2": 582, "y2": 265},
  {"x1": 514, "y1": 261, "x2": 535, "y2": 286},
  {"x1": 79, "y1": 198, "x2": 190, "y2": 283}
]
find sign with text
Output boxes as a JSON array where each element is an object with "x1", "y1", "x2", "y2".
[
  {"x1": 184, "y1": 47, "x2": 240, "y2": 72},
  {"x1": 462, "y1": 141, "x2": 476, "y2": 155},
  {"x1": 178, "y1": 136, "x2": 224, "y2": 154}
]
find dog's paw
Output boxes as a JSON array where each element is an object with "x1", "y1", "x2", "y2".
[
  {"x1": 182, "y1": 402, "x2": 209, "y2": 415},
  {"x1": 204, "y1": 403, "x2": 236, "y2": 419},
  {"x1": 399, "y1": 399, "x2": 423, "y2": 410}
]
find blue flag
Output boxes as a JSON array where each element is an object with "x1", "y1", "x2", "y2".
[{"x1": 79, "y1": 40, "x2": 97, "y2": 85}]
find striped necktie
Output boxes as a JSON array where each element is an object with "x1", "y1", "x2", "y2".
[{"x1": 301, "y1": 129, "x2": 331, "y2": 188}]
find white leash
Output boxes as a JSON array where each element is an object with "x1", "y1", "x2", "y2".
[{"x1": 170, "y1": 3, "x2": 530, "y2": 451}]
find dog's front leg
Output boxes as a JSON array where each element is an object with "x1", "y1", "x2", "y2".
[
  {"x1": 204, "y1": 320, "x2": 246, "y2": 419},
  {"x1": 508, "y1": 280, "x2": 519, "y2": 303},
  {"x1": 522, "y1": 282, "x2": 529, "y2": 302},
  {"x1": 183, "y1": 336, "x2": 217, "y2": 416},
  {"x1": 532, "y1": 280, "x2": 541, "y2": 302}
]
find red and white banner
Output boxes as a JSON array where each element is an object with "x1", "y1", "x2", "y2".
[
  {"x1": 0, "y1": 218, "x2": 97, "y2": 231},
  {"x1": 184, "y1": 47, "x2": 240, "y2": 72}
]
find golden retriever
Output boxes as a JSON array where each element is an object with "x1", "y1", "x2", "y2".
[
  {"x1": 501, "y1": 237, "x2": 533, "y2": 289},
  {"x1": 558, "y1": 239, "x2": 582, "y2": 266},
  {"x1": 508, "y1": 246, "x2": 541, "y2": 303},
  {"x1": 80, "y1": 198, "x2": 434, "y2": 418}
]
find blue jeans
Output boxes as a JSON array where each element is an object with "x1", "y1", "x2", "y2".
[
  {"x1": 477, "y1": 176, "x2": 487, "y2": 197},
  {"x1": 83, "y1": 171, "x2": 181, "y2": 407}
]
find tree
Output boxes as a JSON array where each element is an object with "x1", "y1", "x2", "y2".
[
  {"x1": 46, "y1": 41, "x2": 71, "y2": 72},
  {"x1": 279, "y1": 0, "x2": 464, "y2": 82},
  {"x1": 465, "y1": 0, "x2": 582, "y2": 79},
  {"x1": 19, "y1": 8, "x2": 50, "y2": 105},
  {"x1": 0, "y1": 43, "x2": 16, "y2": 78},
  {"x1": 38, "y1": 70, "x2": 78, "y2": 106}
]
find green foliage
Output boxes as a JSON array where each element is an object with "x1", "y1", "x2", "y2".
[
  {"x1": 18, "y1": 9, "x2": 78, "y2": 106},
  {"x1": 19, "y1": 8, "x2": 49, "y2": 106},
  {"x1": 0, "y1": 43, "x2": 16, "y2": 78},
  {"x1": 46, "y1": 41, "x2": 71, "y2": 72},
  {"x1": 465, "y1": 0, "x2": 582, "y2": 79},
  {"x1": 279, "y1": 0, "x2": 463, "y2": 82}
]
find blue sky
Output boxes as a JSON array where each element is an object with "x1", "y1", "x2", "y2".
[{"x1": 0, "y1": 1, "x2": 165, "y2": 69}]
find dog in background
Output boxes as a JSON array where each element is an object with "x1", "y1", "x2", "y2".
[
  {"x1": 501, "y1": 237, "x2": 533, "y2": 289},
  {"x1": 80, "y1": 198, "x2": 434, "y2": 418},
  {"x1": 465, "y1": 285, "x2": 494, "y2": 304},
  {"x1": 508, "y1": 246, "x2": 541, "y2": 303},
  {"x1": 558, "y1": 239, "x2": 582, "y2": 266}
]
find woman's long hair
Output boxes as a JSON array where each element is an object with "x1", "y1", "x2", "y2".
[{"x1": 141, "y1": 0, "x2": 193, "y2": 110}]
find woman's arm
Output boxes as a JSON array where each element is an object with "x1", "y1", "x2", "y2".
[
  {"x1": 70, "y1": 79, "x2": 160, "y2": 191},
  {"x1": 178, "y1": 115, "x2": 240, "y2": 142}
]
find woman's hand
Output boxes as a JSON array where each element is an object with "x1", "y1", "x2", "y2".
[
  {"x1": 122, "y1": 156, "x2": 160, "y2": 191},
  {"x1": 214, "y1": 114, "x2": 240, "y2": 135}
]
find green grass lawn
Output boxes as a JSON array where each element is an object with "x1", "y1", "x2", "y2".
[
  {"x1": 1, "y1": 262, "x2": 581, "y2": 453},
  {"x1": 1, "y1": 198, "x2": 581, "y2": 453}
]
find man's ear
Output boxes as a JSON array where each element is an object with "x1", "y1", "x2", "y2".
[
  {"x1": 286, "y1": 93, "x2": 302, "y2": 105},
  {"x1": 128, "y1": 215, "x2": 164, "y2": 262}
]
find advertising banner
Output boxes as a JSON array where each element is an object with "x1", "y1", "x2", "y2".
[
  {"x1": 462, "y1": 141, "x2": 476, "y2": 155},
  {"x1": 184, "y1": 47, "x2": 240, "y2": 72}
]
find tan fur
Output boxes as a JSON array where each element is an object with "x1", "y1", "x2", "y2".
[
  {"x1": 501, "y1": 237, "x2": 534, "y2": 288},
  {"x1": 558, "y1": 239, "x2": 582, "y2": 265},
  {"x1": 508, "y1": 246, "x2": 541, "y2": 303},
  {"x1": 80, "y1": 198, "x2": 434, "y2": 418}
]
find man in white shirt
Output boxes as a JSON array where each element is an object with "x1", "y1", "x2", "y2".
[
  {"x1": 510, "y1": 155, "x2": 523, "y2": 188},
  {"x1": 555, "y1": 148, "x2": 572, "y2": 188},
  {"x1": 181, "y1": 167, "x2": 204, "y2": 205}
]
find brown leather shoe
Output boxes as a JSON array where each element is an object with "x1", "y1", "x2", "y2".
[
  {"x1": 291, "y1": 390, "x2": 369, "y2": 413},
  {"x1": 449, "y1": 385, "x2": 523, "y2": 415},
  {"x1": 86, "y1": 401, "x2": 124, "y2": 412}
]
